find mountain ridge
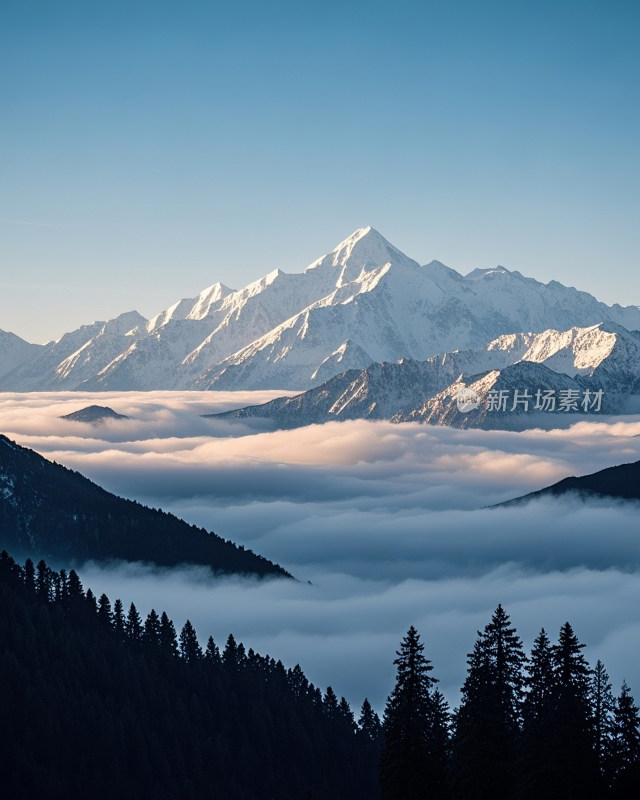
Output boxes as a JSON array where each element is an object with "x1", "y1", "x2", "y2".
[
  {"x1": 210, "y1": 323, "x2": 640, "y2": 430},
  {"x1": 0, "y1": 434, "x2": 291, "y2": 578},
  {"x1": 2, "y1": 227, "x2": 639, "y2": 392},
  {"x1": 496, "y1": 459, "x2": 640, "y2": 506}
]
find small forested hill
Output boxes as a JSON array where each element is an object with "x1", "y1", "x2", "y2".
[
  {"x1": 0, "y1": 434, "x2": 290, "y2": 577},
  {"x1": 0, "y1": 551, "x2": 379, "y2": 799},
  {"x1": 61, "y1": 404, "x2": 129, "y2": 423},
  {"x1": 499, "y1": 459, "x2": 640, "y2": 506}
]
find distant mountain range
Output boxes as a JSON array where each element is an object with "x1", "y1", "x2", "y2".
[
  {"x1": 2, "y1": 227, "x2": 640, "y2": 392},
  {"x1": 211, "y1": 323, "x2": 640, "y2": 430},
  {"x1": 497, "y1": 459, "x2": 640, "y2": 505},
  {"x1": 0, "y1": 434, "x2": 290, "y2": 578},
  {"x1": 0, "y1": 329, "x2": 42, "y2": 382}
]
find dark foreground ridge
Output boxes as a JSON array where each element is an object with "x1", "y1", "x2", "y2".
[
  {"x1": 497, "y1": 459, "x2": 640, "y2": 507},
  {"x1": 1, "y1": 552, "x2": 638, "y2": 799},
  {"x1": 0, "y1": 551, "x2": 378, "y2": 799},
  {"x1": 60, "y1": 404, "x2": 129, "y2": 423},
  {"x1": 0, "y1": 434, "x2": 291, "y2": 578}
]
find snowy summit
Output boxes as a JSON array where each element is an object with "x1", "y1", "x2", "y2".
[{"x1": 1, "y1": 227, "x2": 639, "y2": 392}]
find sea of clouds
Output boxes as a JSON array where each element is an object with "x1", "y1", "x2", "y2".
[{"x1": 1, "y1": 390, "x2": 639, "y2": 712}]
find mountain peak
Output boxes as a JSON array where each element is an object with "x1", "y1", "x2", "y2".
[
  {"x1": 466, "y1": 266, "x2": 512, "y2": 280},
  {"x1": 305, "y1": 227, "x2": 419, "y2": 284},
  {"x1": 100, "y1": 310, "x2": 147, "y2": 337},
  {"x1": 188, "y1": 281, "x2": 233, "y2": 319}
]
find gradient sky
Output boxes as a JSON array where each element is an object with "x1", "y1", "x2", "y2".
[{"x1": 2, "y1": 0, "x2": 639, "y2": 343}]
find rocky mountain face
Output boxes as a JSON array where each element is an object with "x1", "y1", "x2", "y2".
[
  {"x1": 1, "y1": 227, "x2": 639, "y2": 392},
  {"x1": 212, "y1": 324, "x2": 640, "y2": 430}
]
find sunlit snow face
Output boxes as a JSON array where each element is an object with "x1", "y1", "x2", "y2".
[{"x1": 1, "y1": 390, "x2": 640, "y2": 711}]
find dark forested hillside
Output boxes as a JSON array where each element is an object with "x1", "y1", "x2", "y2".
[
  {"x1": 0, "y1": 434, "x2": 290, "y2": 577},
  {"x1": 0, "y1": 551, "x2": 379, "y2": 800},
  {"x1": 1, "y1": 550, "x2": 638, "y2": 798},
  {"x1": 498, "y1": 459, "x2": 640, "y2": 507}
]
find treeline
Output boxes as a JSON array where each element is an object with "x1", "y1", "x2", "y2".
[
  {"x1": 380, "y1": 607, "x2": 640, "y2": 799},
  {"x1": 0, "y1": 551, "x2": 379, "y2": 799},
  {"x1": 2, "y1": 550, "x2": 639, "y2": 799}
]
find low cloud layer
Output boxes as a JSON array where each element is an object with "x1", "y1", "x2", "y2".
[
  {"x1": 76, "y1": 560, "x2": 640, "y2": 714},
  {"x1": 1, "y1": 391, "x2": 639, "y2": 711},
  {"x1": 2, "y1": 392, "x2": 639, "y2": 515}
]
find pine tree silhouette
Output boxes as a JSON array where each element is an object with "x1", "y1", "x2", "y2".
[
  {"x1": 380, "y1": 625, "x2": 441, "y2": 800},
  {"x1": 592, "y1": 659, "x2": 616, "y2": 784},
  {"x1": 611, "y1": 682, "x2": 640, "y2": 797},
  {"x1": 179, "y1": 620, "x2": 202, "y2": 663},
  {"x1": 113, "y1": 598, "x2": 125, "y2": 636},
  {"x1": 204, "y1": 635, "x2": 221, "y2": 665},
  {"x1": 358, "y1": 698, "x2": 382, "y2": 742},
  {"x1": 159, "y1": 610, "x2": 179, "y2": 657},
  {"x1": 548, "y1": 622, "x2": 600, "y2": 799},
  {"x1": 520, "y1": 628, "x2": 556, "y2": 798},
  {"x1": 323, "y1": 687, "x2": 340, "y2": 719},
  {"x1": 97, "y1": 593, "x2": 112, "y2": 626},
  {"x1": 143, "y1": 608, "x2": 161, "y2": 647},
  {"x1": 125, "y1": 602, "x2": 143, "y2": 642},
  {"x1": 453, "y1": 605, "x2": 524, "y2": 800}
]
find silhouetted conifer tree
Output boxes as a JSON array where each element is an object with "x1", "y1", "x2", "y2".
[
  {"x1": 204, "y1": 635, "x2": 221, "y2": 665},
  {"x1": 67, "y1": 569, "x2": 83, "y2": 600},
  {"x1": 520, "y1": 628, "x2": 556, "y2": 798},
  {"x1": 592, "y1": 659, "x2": 616, "y2": 783},
  {"x1": 323, "y1": 687, "x2": 340, "y2": 719},
  {"x1": 453, "y1": 605, "x2": 525, "y2": 800},
  {"x1": 179, "y1": 620, "x2": 202, "y2": 663},
  {"x1": 85, "y1": 588, "x2": 97, "y2": 615},
  {"x1": 159, "y1": 610, "x2": 179, "y2": 657},
  {"x1": 548, "y1": 622, "x2": 600, "y2": 799},
  {"x1": 358, "y1": 699, "x2": 382, "y2": 742},
  {"x1": 97, "y1": 593, "x2": 112, "y2": 626},
  {"x1": 113, "y1": 598, "x2": 125, "y2": 636},
  {"x1": 429, "y1": 689, "x2": 451, "y2": 799},
  {"x1": 125, "y1": 602, "x2": 143, "y2": 642},
  {"x1": 611, "y1": 682, "x2": 640, "y2": 797},
  {"x1": 223, "y1": 633, "x2": 240, "y2": 671},
  {"x1": 380, "y1": 625, "x2": 440, "y2": 800},
  {"x1": 143, "y1": 609, "x2": 161, "y2": 647},
  {"x1": 339, "y1": 697, "x2": 357, "y2": 733}
]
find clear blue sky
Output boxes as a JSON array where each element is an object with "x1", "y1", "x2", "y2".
[{"x1": 2, "y1": 0, "x2": 639, "y2": 342}]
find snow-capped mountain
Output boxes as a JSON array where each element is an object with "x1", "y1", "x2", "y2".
[
  {"x1": 1, "y1": 227, "x2": 640, "y2": 391},
  {"x1": 211, "y1": 324, "x2": 640, "y2": 430},
  {"x1": 398, "y1": 362, "x2": 592, "y2": 429},
  {"x1": 0, "y1": 330, "x2": 43, "y2": 380},
  {"x1": 0, "y1": 312, "x2": 146, "y2": 391}
]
